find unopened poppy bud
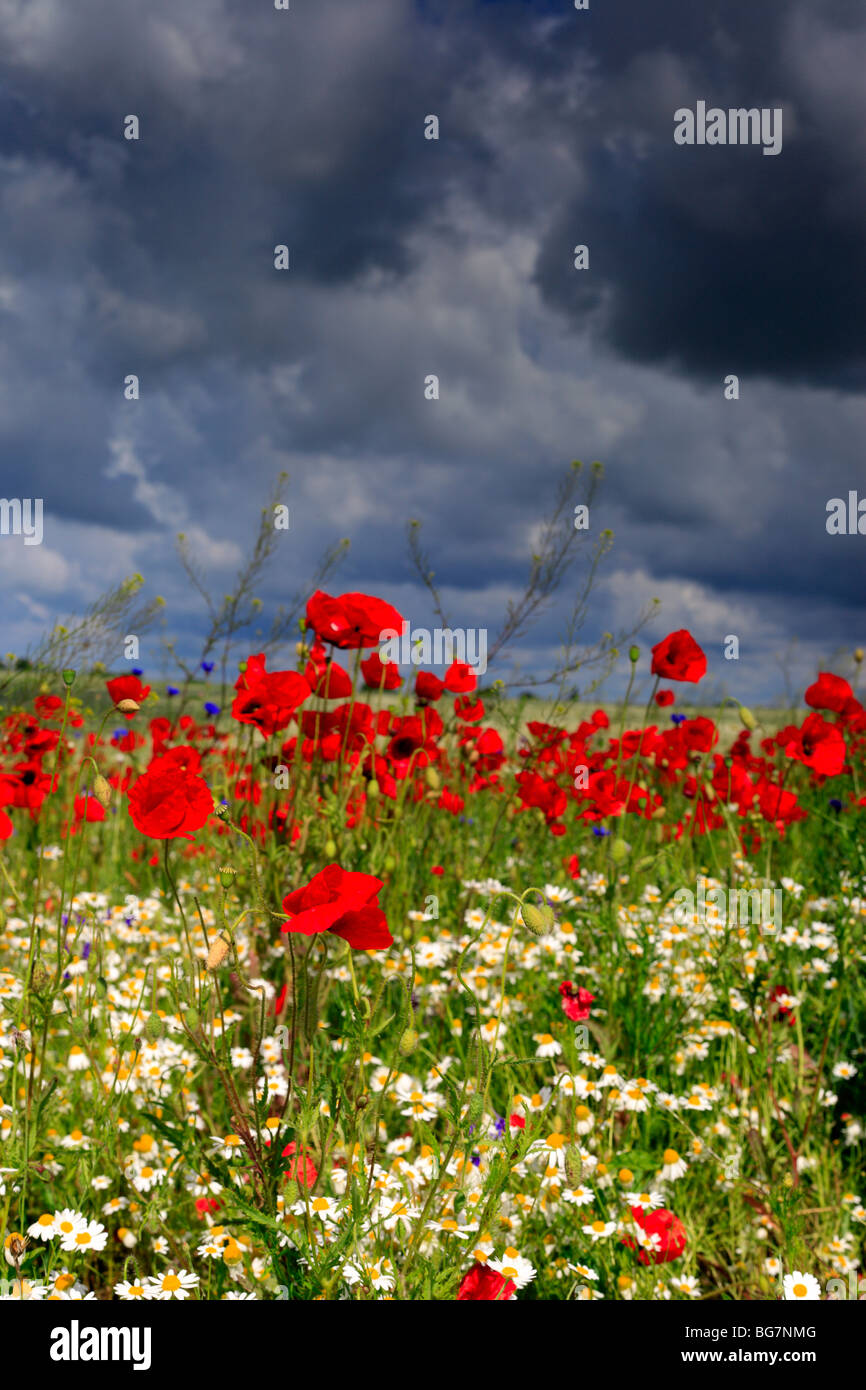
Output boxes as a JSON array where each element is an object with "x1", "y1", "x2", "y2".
[
  {"x1": 399, "y1": 1027, "x2": 418, "y2": 1056},
  {"x1": 30, "y1": 962, "x2": 49, "y2": 993},
  {"x1": 3, "y1": 1234, "x2": 26, "y2": 1267},
  {"x1": 520, "y1": 902, "x2": 554, "y2": 936},
  {"x1": 366, "y1": 778, "x2": 380, "y2": 799},
  {"x1": 565, "y1": 1145, "x2": 584, "y2": 1185},
  {"x1": 206, "y1": 934, "x2": 231, "y2": 971},
  {"x1": 283, "y1": 1180, "x2": 299, "y2": 1204},
  {"x1": 384, "y1": 855, "x2": 396, "y2": 874},
  {"x1": 466, "y1": 1094, "x2": 484, "y2": 1129},
  {"x1": 629, "y1": 645, "x2": 640, "y2": 663},
  {"x1": 610, "y1": 837, "x2": 629, "y2": 863},
  {"x1": 62, "y1": 669, "x2": 76, "y2": 687},
  {"x1": 116, "y1": 698, "x2": 139, "y2": 713},
  {"x1": 183, "y1": 1007, "x2": 200, "y2": 1033},
  {"x1": 739, "y1": 705, "x2": 757, "y2": 731},
  {"x1": 424, "y1": 766, "x2": 441, "y2": 791},
  {"x1": 214, "y1": 802, "x2": 231, "y2": 821},
  {"x1": 219, "y1": 866, "x2": 236, "y2": 890},
  {"x1": 93, "y1": 774, "x2": 112, "y2": 809},
  {"x1": 144, "y1": 1014, "x2": 164, "y2": 1042},
  {"x1": 854, "y1": 648, "x2": 864, "y2": 665},
  {"x1": 324, "y1": 839, "x2": 337, "y2": 858}
]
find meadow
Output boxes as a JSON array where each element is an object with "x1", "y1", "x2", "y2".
[{"x1": 0, "y1": 589, "x2": 863, "y2": 1302}]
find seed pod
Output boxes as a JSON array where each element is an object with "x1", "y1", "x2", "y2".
[
  {"x1": 628, "y1": 645, "x2": 640, "y2": 663},
  {"x1": 219, "y1": 866, "x2": 237, "y2": 890}
]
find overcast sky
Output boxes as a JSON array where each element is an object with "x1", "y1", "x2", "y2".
[{"x1": 0, "y1": 0, "x2": 864, "y2": 704}]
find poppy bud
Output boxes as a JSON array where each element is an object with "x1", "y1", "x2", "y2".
[
  {"x1": 629, "y1": 645, "x2": 640, "y2": 663},
  {"x1": 399, "y1": 1027, "x2": 418, "y2": 1056},
  {"x1": 565, "y1": 1145, "x2": 584, "y2": 1185},
  {"x1": 738, "y1": 705, "x2": 757, "y2": 730},
  {"x1": 62, "y1": 669, "x2": 76, "y2": 687},
  {"x1": 367, "y1": 779, "x2": 380, "y2": 799},
  {"x1": 424, "y1": 766, "x2": 441, "y2": 791},
  {"x1": 466, "y1": 1094, "x2": 484, "y2": 1129},
  {"x1": 854, "y1": 649, "x2": 863, "y2": 665},
  {"x1": 183, "y1": 1007, "x2": 200, "y2": 1033},
  {"x1": 93, "y1": 774, "x2": 112, "y2": 809},
  {"x1": 324, "y1": 839, "x2": 337, "y2": 858},
  {"x1": 610, "y1": 837, "x2": 629, "y2": 863},
  {"x1": 206, "y1": 934, "x2": 231, "y2": 971},
  {"x1": 520, "y1": 902, "x2": 554, "y2": 936},
  {"x1": 384, "y1": 855, "x2": 396, "y2": 874},
  {"x1": 144, "y1": 1014, "x2": 164, "y2": 1042},
  {"x1": 30, "y1": 962, "x2": 50, "y2": 993},
  {"x1": 116, "y1": 698, "x2": 139, "y2": 713}
]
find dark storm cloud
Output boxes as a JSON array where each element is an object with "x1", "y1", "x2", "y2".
[{"x1": 0, "y1": 0, "x2": 863, "y2": 703}]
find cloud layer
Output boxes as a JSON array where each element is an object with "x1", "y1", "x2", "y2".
[{"x1": 0, "y1": 0, "x2": 863, "y2": 701}]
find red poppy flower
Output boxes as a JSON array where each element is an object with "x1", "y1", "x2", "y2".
[
  {"x1": 624, "y1": 1206, "x2": 686, "y2": 1264},
  {"x1": 415, "y1": 672, "x2": 444, "y2": 702},
  {"x1": 232, "y1": 654, "x2": 311, "y2": 737},
  {"x1": 281, "y1": 864, "x2": 393, "y2": 950},
  {"x1": 457, "y1": 1262, "x2": 516, "y2": 1301},
  {"x1": 558, "y1": 981, "x2": 595, "y2": 1022},
  {"x1": 655, "y1": 689, "x2": 675, "y2": 707},
  {"x1": 444, "y1": 660, "x2": 477, "y2": 694},
  {"x1": 305, "y1": 590, "x2": 403, "y2": 650},
  {"x1": 281, "y1": 1141, "x2": 318, "y2": 1188},
  {"x1": 784, "y1": 712, "x2": 846, "y2": 778},
  {"x1": 127, "y1": 754, "x2": 214, "y2": 840},
  {"x1": 360, "y1": 652, "x2": 402, "y2": 690},
  {"x1": 106, "y1": 674, "x2": 151, "y2": 716},
  {"x1": 651, "y1": 630, "x2": 707, "y2": 684},
  {"x1": 805, "y1": 672, "x2": 859, "y2": 717}
]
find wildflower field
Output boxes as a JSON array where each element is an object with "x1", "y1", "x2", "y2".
[{"x1": 0, "y1": 585, "x2": 863, "y2": 1305}]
